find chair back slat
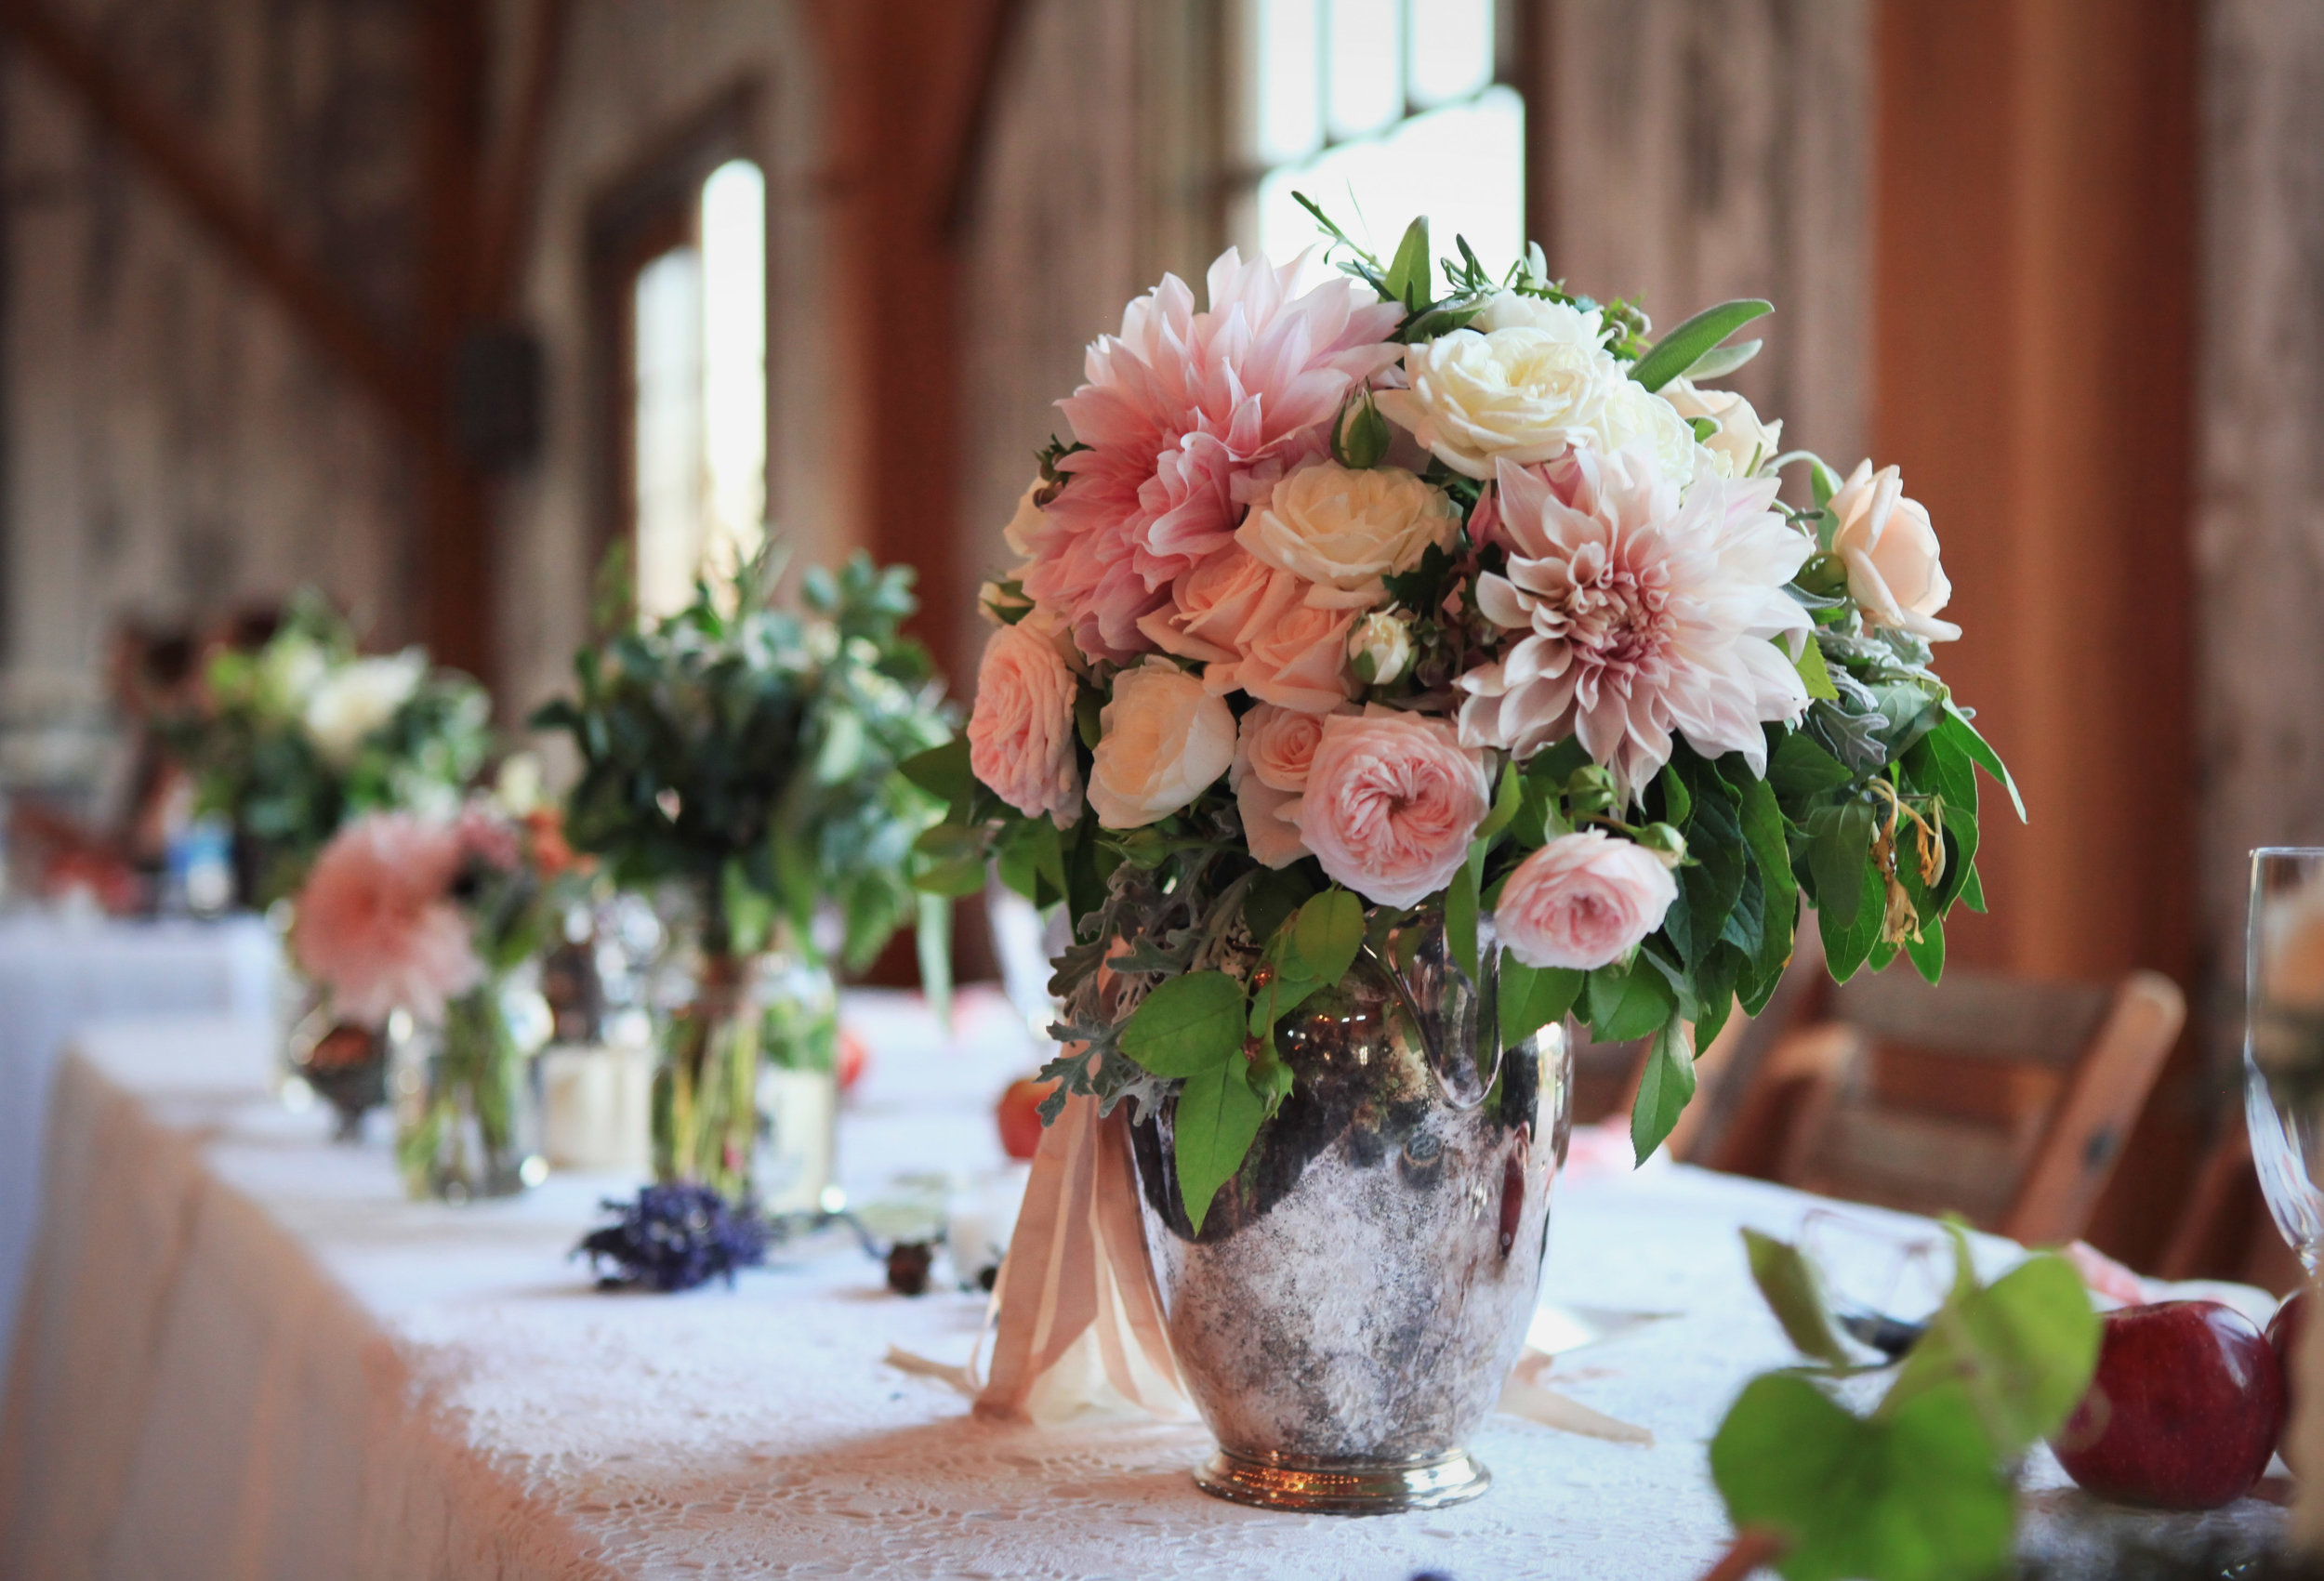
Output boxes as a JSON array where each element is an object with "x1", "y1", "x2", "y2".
[{"x1": 1830, "y1": 968, "x2": 2111, "y2": 1069}]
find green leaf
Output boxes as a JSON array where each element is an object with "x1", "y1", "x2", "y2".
[
  {"x1": 1587, "y1": 956, "x2": 1678, "y2": 1041},
  {"x1": 1822, "y1": 863, "x2": 1886, "y2": 982},
  {"x1": 1446, "y1": 846, "x2": 1483, "y2": 982},
  {"x1": 720, "y1": 857, "x2": 775, "y2": 956},
  {"x1": 916, "y1": 891, "x2": 953, "y2": 1032},
  {"x1": 1769, "y1": 731, "x2": 1855, "y2": 801},
  {"x1": 911, "y1": 823, "x2": 987, "y2": 898},
  {"x1": 1658, "y1": 761, "x2": 1693, "y2": 824},
  {"x1": 1120, "y1": 971, "x2": 1248, "y2": 1078},
  {"x1": 1478, "y1": 757, "x2": 1522, "y2": 840},
  {"x1": 1882, "y1": 1243, "x2": 2099, "y2": 1456},
  {"x1": 1630, "y1": 298, "x2": 1774, "y2": 392},
  {"x1": 1939, "y1": 706, "x2": 2025, "y2": 823},
  {"x1": 1792, "y1": 638, "x2": 1841, "y2": 702},
  {"x1": 1174, "y1": 1061, "x2": 1268, "y2": 1235},
  {"x1": 1742, "y1": 1230, "x2": 1852, "y2": 1365},
  {"x1": 1499, "y1": 956, "x2": 1583, "y2": 1050},
  {"x1": 1729, "y1": 766, "x2": 1798, "y2": 981},
  {"x1": 1711, "y1": 1375, "x2": 2014, "y2": 1581},
  {"x1": 1248, "y1": 968, "x2": 1326, "y2": 1039},
  {"x1": 1075, "y1": 688, "x2": 1103, "y2": 751},
  {"x1": 1243, "y1": 864, "x2": 1319, "y2": 945},
  {"x1": 1806, "y1": 800, "x2": 1875, "y2": 929},
  {"x1": 1382, "y1": 216, "x2": 1433, "y2": 308},
  {"x1": 1630, "y1": 1018, "x2": 1696, "y2": 1163},
  {"x1": 1905, "y1": 916, "x2": 1945, "y2": 983},
  {"x1": 899, "y1": 736, "x2": 973, "y2": 811},
  {"x1": 1684, "y1": 336, "x2": 1763, "y2": 380},
  {"x1": 1287, "y1": 889, "x2": 1365, "y2": 983}
]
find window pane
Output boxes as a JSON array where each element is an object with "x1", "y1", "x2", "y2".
[
  {"x1": 699, "y1": 160, "x2": 767, "y2": 583},
  {"x1": 633, "y1": 247, "x2": 704, "y2": 625},
  {"x1": 1327, "y1": 0, "x2": 1403, "y2": 141},
  {"x1": 1407, "y1": 0, "x2": 1493, "y2": 107},
  {"x1": 1257, "y1": 85, "x2": 1524, "y2": 270},
  {"x1": 1254, "y1": 0, "x2": 1323, "y2": 164}
]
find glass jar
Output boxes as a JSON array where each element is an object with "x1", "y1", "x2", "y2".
[
  {"x1": 652, "y1": 951, "x2": 839, "y2": 1211},
  {"x1": 391, "y1": 981, "x2": 548, "y2": 1202}
]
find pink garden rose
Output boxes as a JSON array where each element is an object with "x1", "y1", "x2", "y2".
[
  {"x1": 1230, "y1": 704, "x2": 1334, "y2": 868},
  {"x1": 1290, "y1": 707, "x2": 1489, "y2": 907},
  {"x1": 968, "y1": 618, "x2": 1084, "y2": 827},
  {"x1": 1493, "y1": 831, "x2": 1677, "y2": 970},
  {"x1": 292, "y1": 812, "x2": 481, "y2": 1027}
]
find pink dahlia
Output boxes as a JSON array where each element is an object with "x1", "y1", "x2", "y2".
[
  {"x1": 292, "y1": 811, "x2": 482, "y2": 1028},
  {"x1": 1024, "y1": 249, "x2": 1404, "y2": 664},
  {"x1": 1459, "y1": 449, "x2": 1813, "y2": 803}
]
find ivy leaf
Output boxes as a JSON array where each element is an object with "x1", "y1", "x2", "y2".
[
  {"x1": 1630, "y1": 298, "x2": 1774, "y2": 392},
  {"x1": 1287, "y1": 889, "x2": 1364, "y2": 983},
  {"x1": 1743, "y1": 1230, "x2": 1852, "y2": 1366},
  {"x1": 1630, "y1": 1017, "x2": 1696, "y2": 1163},
  {"x1": 1711, "y1": 1375, "x2": 2014, "y2": 1581},
  {"x1": 1588, "y1": 956, "x2": 1678, "y2": 1040},
  {"x1": 1882, "y1": 1239, "x2": 2099, "y2": 1456},
  {"x1": 1120, "y1": 970, "x2": 1247, "y2": 1078},
  {"x1": 1175, "y1": 1061, "x2": 1268, "y2": 1235},
  {"x1": 1499, "y1": 955, "x2": 1583, "y2": 1050}
]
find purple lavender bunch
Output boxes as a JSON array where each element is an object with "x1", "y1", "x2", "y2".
[{"x1": 576, "y1": 1184, "x2": 769, "y2": 1293}]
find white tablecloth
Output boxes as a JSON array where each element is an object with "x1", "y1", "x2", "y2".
[
  {"x1": 0, "y1": 914, "x2": 278, "y2": 1382},
  {"x1": 0, "y1": 996, "x2": 2286, "y2": 1579}
]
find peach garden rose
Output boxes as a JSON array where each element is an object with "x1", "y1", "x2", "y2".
[{"x1": 1087, "y1": 657, "x2": 1235, "y2": 829}]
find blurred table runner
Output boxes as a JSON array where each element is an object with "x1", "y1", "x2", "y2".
[
  {"x1": 0, "y1": 997, "x2": 2282, "y2": 1579},
  {"x1": 0, "y1": 914, "x2": 279, "y2": 1394}
]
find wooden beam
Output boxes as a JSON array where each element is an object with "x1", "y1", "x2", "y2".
[
  {"x1": 0, "y1": 0, "x2": 425, "y2": 433},
  {"x1": 473, "y1": 0, "x2": 573, "y2": 319},
  {"x1": 939, "y1": 0, "x2": 1032, "y2": 237}
]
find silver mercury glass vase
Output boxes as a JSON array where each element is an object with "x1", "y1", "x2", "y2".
[{"x1": 1128, "y1": 914, "x2": 1571, "y2": 1514}]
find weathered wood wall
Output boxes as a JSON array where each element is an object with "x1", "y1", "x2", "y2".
[{"x1": 1527, "y1": 0, "x2": 1870, "y2": 479}]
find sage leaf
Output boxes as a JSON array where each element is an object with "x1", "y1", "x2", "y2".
[
  {"x1": 1743, "y1": 1230, "x2": 1852, "y2": 1366},
  {"x1": 1630, "y1": 298, "x2": 1774, "y2": 392},
  {"x1": 1684, "y1": 336, "x2": 1763, "y2": 380},
  {"x1": 1120, "y1": 970, "x2": 1247, "y2": 1078},
  {"x1": 1175, "y1": 1061, "x2": 1267, "y2": 1235}
]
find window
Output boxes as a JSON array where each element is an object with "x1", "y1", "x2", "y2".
[
  {"x1": 1235, "y1": 0, "x2": 1523, "y2": 270},
  {"x1": 626, "y1": 159, "x2": 768, "y2": 624}
]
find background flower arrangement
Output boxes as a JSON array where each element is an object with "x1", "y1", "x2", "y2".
[
  {"x1": 535, "y1": 547, "x2": 956, "y2": 1203},
  {"x1": 165, "y1": 591, "x2": 492, "y2": 907},
  {"x1": 916, "y1": 205, "x2": 2023, "y2": 1232}
]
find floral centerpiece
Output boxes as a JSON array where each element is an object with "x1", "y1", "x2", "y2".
[
  {"x1": 534, "y1": 549, "x2": 955, "y2": 1209},
  {"x1": 292, "y1": 797, "x2": 585, "y2": 1199},
  {"x1": 918, "y1": 207, "x2": 2019, "y2": 1512},
  {"x1": 167, "y1": 592, "x2": 491, "y2": 907}
]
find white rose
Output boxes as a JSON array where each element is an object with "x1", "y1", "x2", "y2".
[
  {"x1": 1829, "y1": 460, "x2": 1961, "y2": 643},
  {"x1": 1376, "y1": 324, "x2": 1693, "y2": 485},
  {"x1": 1087, "y1": 658, "x2": 1235, "y2": 829},
  {"x1": 257, "y1": 634, "x2": 327, "y2": 716},
  {"x1": 1237, "y1": 460, "x2": 1459, "y2": 609},
  {"x1": 1347, "y1": 611, "x2": 1415, "y2": 686},
  {"x1": 303, "y1": 650, "x2": 427, "y2": 767},
  {"x1": 1664, "y1": 376, "x2": 1783, "y2": 478},
  {"x1": 1469, "y1": 291, "x2": 1607, "y2": 341}
]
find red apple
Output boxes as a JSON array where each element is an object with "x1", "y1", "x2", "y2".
[
  {"x1": 2051, "y1": 1299, "x2": 2285, "y2": 1509},
  {"x1": 836, "y1": 1026, "x2": 871, "y2": 1094},
  {"x1": 996, "y1": 1076, "x2": 1055, "y2": 1161}
]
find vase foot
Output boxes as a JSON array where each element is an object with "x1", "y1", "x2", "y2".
[{"x1": 1192, "y1": 1448, "x2": 1490, "y2": 1514}]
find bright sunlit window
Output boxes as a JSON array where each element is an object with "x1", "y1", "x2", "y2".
[
  {"x1": 1240, "y1": 0, "x2": 1523, "y2": 273},
  {"x1": 633, "y1": 158, "x2": 768, "y2": 624}
]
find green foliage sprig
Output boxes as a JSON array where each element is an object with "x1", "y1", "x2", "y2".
[
  {"x1": 533, "y1": 547, "x2": 956, "y2": 977},
  {"x1": 1710, "y1": 1225, "x2": 2099, "y2": 1581}
]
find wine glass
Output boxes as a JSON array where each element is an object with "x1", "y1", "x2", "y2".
[{"x1": 2243, "y1": 847, "x2": 2324, "y2": 1271}]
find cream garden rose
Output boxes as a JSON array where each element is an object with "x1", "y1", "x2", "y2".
[
  {"x1": 1289, "y1": 706, "x2": 1488, "y2": 907},
  {"x1": 1376, "y1": 297, "x2": 1696, "y2": 484},
  {"x1": 1237, "y1": 459, "x2": 1459, "y2": 607},
  {"x1": 304, "y1": 651, "x2": 426, "y2": 767},
  {"x1": 968, "y1": 618, "x2": 1084, "y2": 827},
  {"x1": 1664, "y1": 377, "x2": 1782, "y2": 478},
  {"x1": 1087, "y1": 657, "x2": 1235, "y2": 828},
  {"x1": 1829, "y1": 460, "x2": 1961, "y2": 643},
  {"x1": 1493, "y1": 830, "x2": 1678, "y2": 970}
]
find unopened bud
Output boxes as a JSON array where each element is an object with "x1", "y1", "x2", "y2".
[
  {"x1": 1637, "y1": 823, "x2": 1688, "y2": 868},
  {"x1": 1347, "y1": 611, "x2": 1415, "y2": 686},
  {"x1": 1565, "y1": 765, "x2": 1618, "y2": 815}
]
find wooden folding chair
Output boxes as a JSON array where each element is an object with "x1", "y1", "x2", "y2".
[{"x1": 1734, "y1": 965, "x2": 2185, "y2": 1245}]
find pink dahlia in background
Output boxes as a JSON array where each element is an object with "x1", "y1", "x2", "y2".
[
  {"x1": 1459, "y1": 448, "x2": 1813, "y2": 803},
  {"x1": 1494, "y1": 831, "x2": 1677, "y2": 970},
  {"x1": 1290, "y1": 707, "x2": 1489, "y2": 908},
  {"x1": 1024, "y1": 249, "x2": 1405, "y2": 664},
  {"x1": 292, "y1": 812, "x2": 481, "y2": 1028}
]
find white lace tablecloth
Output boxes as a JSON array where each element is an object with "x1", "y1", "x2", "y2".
[
  {"x1": 0, "y1": 912, "x2": 279, "y2": 1390},
  {"x1": 0, "y1": 994, "x2": 2286, "y2": 1579}
]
